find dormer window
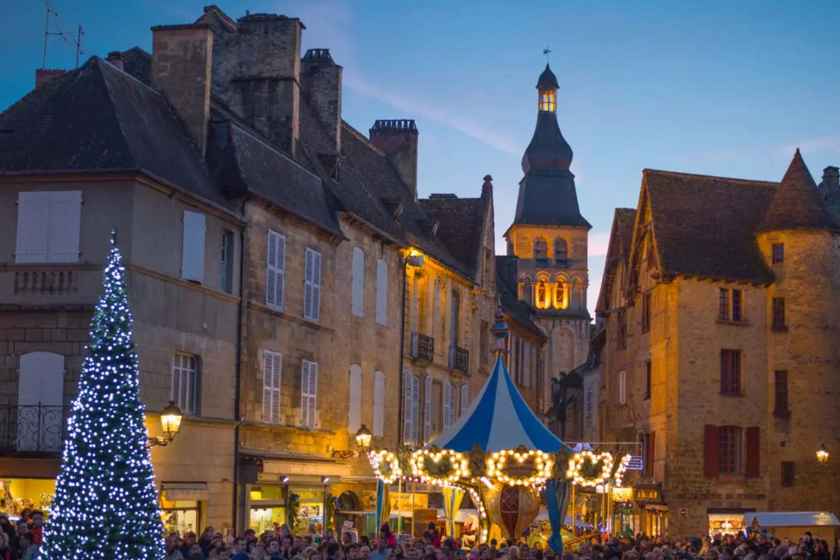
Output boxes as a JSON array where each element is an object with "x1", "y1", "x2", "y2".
[{"x1": 539, "y1": 90, "x2": 556, "y2": 113}]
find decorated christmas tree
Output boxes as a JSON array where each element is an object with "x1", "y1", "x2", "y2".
[{"x1": 41, "y1": 235, "x2": 165, "y2": 560}]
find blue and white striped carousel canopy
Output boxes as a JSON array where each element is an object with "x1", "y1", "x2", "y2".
[{"x1": 429, "y1": 353, "x2": 567, "y2": 453}]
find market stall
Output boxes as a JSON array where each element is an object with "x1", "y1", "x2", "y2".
[{"x1": 747, "y1": 512, "x2": 840, "y2": 541}]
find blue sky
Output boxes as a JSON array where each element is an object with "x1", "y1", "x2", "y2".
[{"x1": 3, "y1": 0, "x2": 839, "y2": 316}]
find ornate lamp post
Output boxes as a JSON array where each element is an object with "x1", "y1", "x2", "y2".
[
  {"x1": 148, "y1": 401, "x2": 183, "y2": 448},
  {"x1": 817, "y1": 442, "x2": 829, "y2": 466},
  {"x1": 355, "y1": 425, "x2": 372, "y2": 453}
]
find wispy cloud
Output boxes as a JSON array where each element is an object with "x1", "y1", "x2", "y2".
[
  {"x1": 342, "y1": 74, "x2": 521, "y2": 156},
  {"x1": 778, "y1": 136, "x2": 840, "y2": 157},
  {"x1": 284, "y1": 0, "x2": 519, "y2": 156},
  {"x1": 588, "y1": 230, "x2": 611, "y2": 258}
]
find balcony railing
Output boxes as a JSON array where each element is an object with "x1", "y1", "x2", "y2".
[
  {"x1": 451, "y1": 346, "x2": 470, "y2": 374},
  {"x1": 14, "y1": 270, "x2": 77, "y2": 295},
  {"x1": 411, "y1": 332, "x2": 434, "y2": 364},
  {"x1": 0, "y1": 404, "x2": 68, "y2": 455}
]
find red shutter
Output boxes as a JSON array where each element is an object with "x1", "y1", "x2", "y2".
[
  {"x1": 704, "y1": 424, "x2": 719, "y2": 477},
  {"x1": 745, "y1": 426, "x2": 760, "y2": 478},
  {"x1": 648, "y1": 431, "x2": 656, "y2": 478}
]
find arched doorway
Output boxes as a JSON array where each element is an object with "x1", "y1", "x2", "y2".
[{"x1": 335, "y1": 490, "x2": 362, "y2": 538}]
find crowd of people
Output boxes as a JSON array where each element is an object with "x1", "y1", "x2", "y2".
[
  {"x1": 163, "y1": 522, "x2": 840, "y2": 560},
  {"x1": 0, "y1": 509, "x2": 45, "y2": 560}
]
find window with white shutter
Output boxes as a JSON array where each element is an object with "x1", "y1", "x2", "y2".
[
  {"x1": 262, "y1": 350, "x2": 282, "y2": 424},
  {"x1": 373, "y1": 370, "x2": 385, "y2": 437},
  {"x1": 403, "y1": 369, "x2": 414, "y2": 445},
  {"x1": 411, "y1": 375, "x2": 420, "y2": 443},
  {"x1": 443, "y1": 380, "x2": 456, "y2": 430},
  {"x1": 172, "y1": 354, "x2": 200, "y2": 415},
  {"x1": 301, "y1": 360, "x2": 318, "y2": 427},
  {"x1": 348, "y1": 364, "x2": 362, "y2": 434},
  {"x1": 460, "y1": 383, "x2": 471, "y2": 417},
  {"x1": 15, "y1": 191, "x2": 82, "y2": 263},
  {"x1": 181, "y1": 211, "x2": 206, "y2": 283},
  {"x1": 352, "y1": 247, "x2": 365, "y2": 317},
  {"x1": 618, "y1": 370, "x2": 627, "y2": 405},
  {"x1": 304, "y1": 248, "x2": 322, "y2": 322},
  {"x1": 376, "y1": 259, "x2": 388, "y2": 326},
  {"x1": 266, "y1": 230, "x2": 286, "y2": 310},
  {"x1": 423, "y1": 374, "x2": 433, "y2": 443}
]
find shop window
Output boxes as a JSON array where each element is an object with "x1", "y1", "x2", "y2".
[
  {"x1": 160, "y1": 489, "x2": 201, "y2": 536},
  {"x1": 249, "y1": 485, "x2": 287, "y2": 535},
  {"x1": 172, "y1": 353, "x2": 200, "y2": 415}
]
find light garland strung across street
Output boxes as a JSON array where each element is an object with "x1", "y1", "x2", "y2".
[
  {"x1": 409, "y1": 448, "x2": 470, "y2": 485},
  {"x1": 369, "y1": 449, "x2": 402, "y2": 485},
  {"x1": 566, "y1": 450, "x2": 614, "y2": 487},
  {"x1": 486, "y1": 448, "x2": 554, "y2": 486},
  {"x1": 613, "y1": 454, "x2": 633, "y2": 487}
]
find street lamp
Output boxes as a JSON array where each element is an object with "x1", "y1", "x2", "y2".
[
  {"x1": 817, "y1": 442, "x2": 829, "y2": 466},
  {"x1": 355, "y1": 425, "x2": 372, "y2": 453},
  {"x1": 148, "y1": 401, "x2": 183, "y2": 448}
]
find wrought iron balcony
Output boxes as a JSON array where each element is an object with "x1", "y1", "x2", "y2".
[
  {"x1": 411, "y1": 332, "x2": 434, "y2": 364},
  {"x1": 0, "y1": 404, "x2": 68, "y2": 455},
  {"x1": 452, "y1": 346, "x2": 470, "y2": 374}
]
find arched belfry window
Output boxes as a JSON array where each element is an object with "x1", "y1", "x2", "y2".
[
  {"x1": 534, "y1": 238, "x2": 548, "y2": 267},
  {"x1": 539, "y1": 90, "x2": 556, "y2": 112},
  {"x1": 554, "y1": 238, "x2": 568, "y2": 267}
]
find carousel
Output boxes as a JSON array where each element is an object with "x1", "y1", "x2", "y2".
[{"x1": 363, "y1": 307, "x2": 635, "y2": 552}]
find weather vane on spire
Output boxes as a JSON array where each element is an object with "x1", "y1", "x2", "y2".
[{"x1": 543, "y1": 44, "x2": 551, "y2": 63}]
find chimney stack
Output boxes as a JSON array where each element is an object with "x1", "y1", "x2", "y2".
[
  {"x1": 150, "y1": 23, "x2": 214, "y2": 156},
  {"x1": 35, "y1": 69, "x2": 66, "y2": 89},
  {"x1": 229, "y1": 13, "x2": 303, "y2": 157},
  {"x1": 370, "y1": 119, "x2": 419, "y2": 200},
  {"x1": 106, "y1": 51, "x2": 125, "y2": 71},
  {"x1": 301, "y1": 49, "x2": 342, "y2": 155},
  {"x1": 823, "y1": 166, "x2": 840, "y2": 192}
]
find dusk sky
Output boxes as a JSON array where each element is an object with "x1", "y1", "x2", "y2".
[{"x1": 3, "y1": 0, "x2": 839, "y2": 316}]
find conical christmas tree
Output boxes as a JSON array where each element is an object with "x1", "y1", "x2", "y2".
[{"x1": 41, "y1": 235, "x2": 165, "y2": 560}]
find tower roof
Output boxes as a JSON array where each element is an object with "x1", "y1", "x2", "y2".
[
  {"x1": 536, "y1": 63, "x2": 559, "y2": 90},
  {"x1": 521, "y1": 111, "x2": 573, "y2": 173},
  {"x1": 756, "y1": 149, "x2": 840, "y2": 233}
]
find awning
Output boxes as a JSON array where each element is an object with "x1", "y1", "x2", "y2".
[
  {"x1": 749, "y1": 512, "x2": 840, "y2": 527},
  {"x1": 162, "y1": 482, "x2": 209, "y2": 501},
  {"x1": 634, "y1": 483, "x2": 666, "y2": 510}
]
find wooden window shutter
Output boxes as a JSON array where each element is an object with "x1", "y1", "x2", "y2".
[
  {"x1": 304, "y1": 249, "x2": 322, "y2": 321},
  {"x1": 348, "y1": 364, "x2": 362, "y2": 434},
  {"x1": 423, "y1": 374, "x2": 433, "y2": 443},
  {"x1": 704, "y1": 424, "x2": 719, "y2": 477},
  {"x1": 262, "y1": 351, "x2": 282, "y2": 424},
  {"x1": 745, "y1": 426, "x2": 760, "y2": 478},
  {"x1": 443, "y1": 381, "x2": 453, "y2": 429},
  {"x1": 15, "y1": 192, "x2": 51, "y2": 263},
  {"x1": 403, "y1": 369, "x2": 413, "y2": 444},
  {"x1": 312, "y1": 251, "x2": 322, "y2": 321},
  {"x1": 460, "y1": 383, "x2": 471, "y2": 417},
  {"x1": 266, "y1": 230, "x2": 286, "y2": 310},
  {"x1": 411, "y1": 375, "x2": 420, "y2": 444},
  {"x1": 376, "y1": 259, "x2": 388, "y2": 326},
  {"x1": 351, "y1": 247, "x2": 365, "y2": 316},
  {"x1": 46, "y1": 191, "x2": 82, "y2": 263},
  {"x1": 300, "y1": 361, "x2": 318, "y2": 427},
  {"x1": 181, "y1": 211, "x2": 206, "y2": 283},
  {"x1": 373, "y1": 370, "x2": 385, "y2": 437}
]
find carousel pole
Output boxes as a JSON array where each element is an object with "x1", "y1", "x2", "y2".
[
  {"x1": 570, "y1": 480, "x2": 575, "y2": 535},
  {"x1": 398, "y1": 477, "x2": 403, "y2": 534}
]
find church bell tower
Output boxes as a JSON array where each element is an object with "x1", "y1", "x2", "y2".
[{"x1": 505, "y1": 63, "x2": 591, "y2": 383}]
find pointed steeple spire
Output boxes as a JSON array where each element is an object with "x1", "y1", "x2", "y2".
[{"x1": 757, "y1": 149, "x2": 840, "y2": 233}]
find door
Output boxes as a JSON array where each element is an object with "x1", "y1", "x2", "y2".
[{"x1": 17, "y1": 352, "x2": 65, "y2": 452}]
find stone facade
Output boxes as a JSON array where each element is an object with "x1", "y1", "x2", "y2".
[{"x1": 598, "y1": 159, "x2": 840, "y2": 537}]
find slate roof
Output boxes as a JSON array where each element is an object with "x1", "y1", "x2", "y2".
[
  {"x1": 496, "y1": 256, "x2": 545, "y2": 339},
  {"x1": 207, "y1": 118, "x2": 342, "y2": 234},
  {"x1": 756, "y1": 149, "x2": 840, "y2": 233},
  {"x1": 121, "y1": 47, "x2": 151, "y2": 85},
  {"x1": 536, "y1": 63, "x2": 559, "y2": 90},
  {"x1": 0, "y1": 57, "x2": 232, "y2": 211},
  {"x1": 595, "y1": 207, "x2": 636, "y2": 315},
  {"x1": 642, "y1": 169, "x2": 778, "y2": 284},
  {"x1": 614, "y1": 208, "x2": 636, "y2": 257},
  {"x1": 419, "y1": 193, "x2": 485, "y2": 274}
]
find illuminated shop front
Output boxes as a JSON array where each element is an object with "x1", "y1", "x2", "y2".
[
  {"x1": 160, "y1": 483, "x2": 208, "y2": 536},
  {"x1": 249, "y1": 485, "x2": 287, "y2": 535},
  {"x1": 0, "y1": 478, "x2": 56, "y2": 520},
  {"x1": 611, "y1": 486, "x2": 634, "y2": 535},
  {"x1": 708, "y1": 510, "x2": 752, "y2": 537},
  {"x1": 634, "y1": 483, "x2": 668, "y2": 537}
]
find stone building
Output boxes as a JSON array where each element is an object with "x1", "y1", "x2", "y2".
[
  {"x1": 504, "y1": 64, "x2": 591, "y2": 407},
  {"x1": 597, "y1": 153, "x2": 840, "y2": 537},
  {"x1": 0, "y1": 4, "x2": 521, "y2": 536}
]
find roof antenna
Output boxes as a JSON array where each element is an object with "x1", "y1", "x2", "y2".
[
  {"x1": 43, "y1": 1, "x2": 85, "y2": 69},
  {"x1": 543, "y1": 44, "x2": 552, "y2": 64}
]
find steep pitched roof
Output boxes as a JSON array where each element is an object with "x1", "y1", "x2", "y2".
[
  {"x1": 756, "y1": 149, "x2": 840, "y2": 233},
  {"x1": 640, "y1": 170, "x2": 776, "y2": 284},
  {"x1": 496, "y1": 256, "x2": 545, "y2": 339},
  {"x1": 207, "y1": 118, "x2": 342, "y2": 234},
  {"x1": 0, "y1": 57, "x2": 231, "y2": 210},
  {"x1": 595, "y1": 207, "x2": 636, "y2": 315},
  {"x1": 121, "y1": 47, "x2": 151, "y2": 85}
]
